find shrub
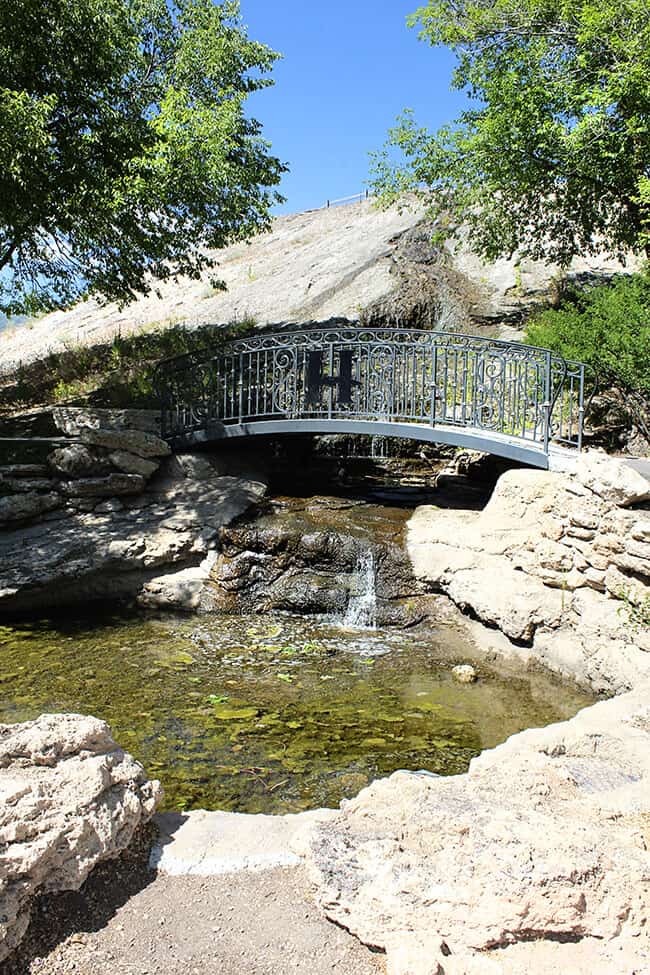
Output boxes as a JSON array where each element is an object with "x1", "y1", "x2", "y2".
[{"x1": 525, "y1": 270, "x2": 650, "y2": 395}]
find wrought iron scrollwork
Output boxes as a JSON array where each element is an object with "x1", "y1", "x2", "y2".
[{"x1": 155, "y1": 325, "x2": 586, "y2": 454}]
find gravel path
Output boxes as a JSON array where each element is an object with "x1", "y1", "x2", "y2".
[{"x1": 2, "y1": 832, "x2": 385, "y2": 975}]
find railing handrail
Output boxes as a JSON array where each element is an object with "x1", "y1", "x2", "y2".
[{"x1": 154, "y1": 325, "x2": 584, "y2": 374}]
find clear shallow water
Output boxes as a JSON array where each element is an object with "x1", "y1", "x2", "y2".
[{"x1": 0, "y1": 612, "x2": 594, "y2": 813}]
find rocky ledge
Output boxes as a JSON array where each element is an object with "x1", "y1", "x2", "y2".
[
  {"x1": 0, "y1": 409, "x2": 267, "y2": 614},
  {"x1": 408, "y1": 452, "x2": 650, "y2": 695},
  {"x1": 0, "y1": 713, "x2": 161, "y2": 963}
]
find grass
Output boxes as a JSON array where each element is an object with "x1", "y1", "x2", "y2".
[{"x1": 0, "y1": 315, "x2": 258, "y2": 417}]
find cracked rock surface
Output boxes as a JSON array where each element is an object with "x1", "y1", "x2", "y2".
[
  {"x1": 0, "y1": 452, "x2": 267, "y2": 614},
  {"x1": 408, "y1": 454, "x2": 650, "y2": 694}
]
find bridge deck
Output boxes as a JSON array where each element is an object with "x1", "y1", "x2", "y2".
[{"x1": 172, "y1": 418, "x2": 550, "y2": 468}]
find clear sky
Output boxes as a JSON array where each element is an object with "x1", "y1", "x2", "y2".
[{"x1": 240, "y1": 1, "x2": 467, "y2": 215}]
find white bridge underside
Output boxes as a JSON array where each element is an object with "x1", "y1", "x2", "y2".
[{"x1": 176, "y1": 418, "x2": 550, "y2": 469}]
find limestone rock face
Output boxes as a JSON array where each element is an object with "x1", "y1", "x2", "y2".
[
  {"x1": 408, "y1": 457, "x2": 650, "y2": 694},
  {"x1": 0, "y1": 201, "x2": 639, "y2": 371},
  {"x1": 80, "y1": 427, "x2": 171, "y2": 459},
  {"x1": 306, "y1": 687, "x2": 650, "y2": 975},
  {"x1": 0, "y1": 713, "x2": 161, "y2": 963},
  {"x1": 0, "y1": 453, "x2": 268, "y2": 614}
]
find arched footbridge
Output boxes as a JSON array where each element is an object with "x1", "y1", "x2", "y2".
[{"x1": 156, "y1": 327, "x2": 587, "y2": 469}]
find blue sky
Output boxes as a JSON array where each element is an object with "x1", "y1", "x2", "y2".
[{"x1": 240, "y1": 1, "x2": 467, "y2": 214}]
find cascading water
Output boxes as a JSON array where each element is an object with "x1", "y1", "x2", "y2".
[{"x1": 342, "y1": 548, "x2": 377, "y2": 629}]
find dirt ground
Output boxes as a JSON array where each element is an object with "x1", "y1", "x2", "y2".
[{"x1": 1, "y1": 831, "x2": 385, "y2": 975}]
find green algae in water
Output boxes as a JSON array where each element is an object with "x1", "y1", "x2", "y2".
[{"x1": 0, "y1": 612, "x2": 594, "y2": 814}]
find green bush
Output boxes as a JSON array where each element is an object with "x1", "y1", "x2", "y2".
[{"x1": 525, "y1": 270, "x2": 650, "y2": 395}]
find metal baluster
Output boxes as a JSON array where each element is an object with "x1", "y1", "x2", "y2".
[
  {"x1": 430, "y1": 341, "x2": 437, "y2": 426},
  {"x1": 238, "y1": 352, "x2": 244, "y2": 423}
]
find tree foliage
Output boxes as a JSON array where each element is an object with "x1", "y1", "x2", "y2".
[
  {"x1": 0, "y1": 0, "x2": 285, "y2": 314},
  {"x1": 371, "y1": 0, "x2": 650, "y2": 265},
  {"x1": 525, "y1": 270, "x2": 650, "y2": 394}
]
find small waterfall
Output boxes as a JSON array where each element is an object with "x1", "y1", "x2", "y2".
[{"x1": 342, "y1": 548, "x2": 377, "y2": 629}]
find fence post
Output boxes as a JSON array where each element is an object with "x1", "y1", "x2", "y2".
[{"x1": 578, "y1": 364, "x2": 585, "y2": 451}]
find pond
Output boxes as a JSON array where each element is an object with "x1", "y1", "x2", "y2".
[{"x1": 0, "y1": 610, "x2": 594, "y2": 813}]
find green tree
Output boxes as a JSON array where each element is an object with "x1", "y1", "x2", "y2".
[
  {"x1": 371, "y1": 0, "x2": 650, "y2": 265},
  {"x1": 0, "y1": 0, "x2": 285, "y2": 315}
]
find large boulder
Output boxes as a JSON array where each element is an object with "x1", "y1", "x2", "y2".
[
  {"x1": 306, "y1": 687, "x2": 650, "y2": 975},
  {"x1": 52, "y1": 408, "x2": 161, "y2": 437},
  {"x1": 108, "y1": 449, "x2": 159, "y2": 478},
  {"x1": 61, "y1": 473, "x2": 146, "y2": 497},
  {"x1": 48, "y1": 444, "x2": 108, "y2": 478},
  {"x1": 0, "y1": 713, "x2": 161, "y2": 963},
  {"x1": 407, "y1": 460, "x2": 650, "y2": 693},
  {"x1": 81, "y1": 427, "x2": 171, "y2": 459}
]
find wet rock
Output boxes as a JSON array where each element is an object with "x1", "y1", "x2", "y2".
[
  {"x1": 0, "y1": 713, "x2": 161, "y2": 964},
  {"x1": 0, "y1": 492, "x2": 61, "y2": 525},
  {"x1": 262, "y1": 574, "x2": 349, "y2": 615},
  {"x1": 452, "y1": 664, "x2": 478, "y2": 683},
  {"x1": 211, "y1": 518, "x2": 425, "y2": 626}
]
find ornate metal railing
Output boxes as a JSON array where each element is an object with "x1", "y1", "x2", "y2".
[{"x1": 156, "y1": 326, "x2": 586, "y2": 456}]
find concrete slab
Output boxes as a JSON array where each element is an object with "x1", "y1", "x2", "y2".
[{"x1": 150, "y1": 807, "x2": 334, "y2": 877}]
